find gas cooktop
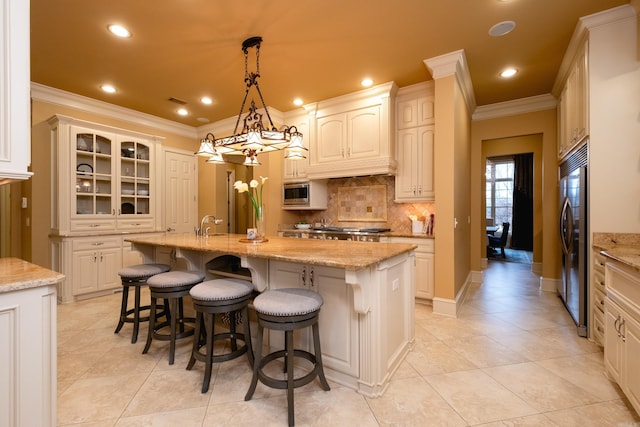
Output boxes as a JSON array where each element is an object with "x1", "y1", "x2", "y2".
[{"x1": 312, "y1": 227, "x2": 391, "y2": 233}]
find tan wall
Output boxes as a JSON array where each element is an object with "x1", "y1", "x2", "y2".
[
  {"x1": 432, "y1": 74, "x2": 472, "y2": 301},
  {"x1": 471, "y1": 108, "x2": 560, "y2": 280}
]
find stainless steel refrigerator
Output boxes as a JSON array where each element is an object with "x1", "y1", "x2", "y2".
[{"x1": 558, "y1": 143, "x2": 588, "y2": 337}]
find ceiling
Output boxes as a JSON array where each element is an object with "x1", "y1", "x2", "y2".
[{"x1": 30, "y1": 0, "x2": 629, "y2": 128}]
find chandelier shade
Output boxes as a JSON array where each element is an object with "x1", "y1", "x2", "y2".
[{"x1": 196, "y1": 36, "x2": 306, "y2": 166}]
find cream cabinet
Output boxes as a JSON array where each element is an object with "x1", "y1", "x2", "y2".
[
  {"x1": 0, "y1": 0, "x2": 32, "y2": 183},
  {"x1": 48, "y1": 115, "x2": 162, "y2": 235},
  {"x1": 307, "y1": 82, "x2": 397, "y2": 179},
  {"x1": 51, "y1": 232, "x2": 164, "y2": 303},
  {"x1": 395, "y1": 126, "x2": 435, "y2": 201},
  {"x1": 71, "y1": 236, "x2": 121, "y2": 296},
  {"x1": 0, "y1": 268, "x2": 59, "y2": 427},
  {"x1": 395, "y1": 83, "x2": 435, "y2": 202},
  {"x1": 384, "y1": 236, "x2": 434, "y2": 300},
  {"x1": 268, "y1": 260, "x2": 359, "y2": 377},
  {"x1": 591, "y1": 251, "x2": 607, "y2": 345},
  {"x1": 603, "y1": 260, "x2": 640, "y2": 414},
  {"x1": 282, "y1": 111, "x2": 310, "y2": 182},
  {"x1": 558, "y1": 40, "x2": 589, "y2": 160}
]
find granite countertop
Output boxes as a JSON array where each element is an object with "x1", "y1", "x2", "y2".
[
  {"x1": 593, "y1": 232, "x2": 640, "y2": 271},
  {"x1": 126, "y1": 233, "x2": 417, "y2": 270},
  {"x1": 280, "y1": 229, "x2": 434, "y2": 240},
  {"x1": 0, "y1": 257, "x2": 65, "y2": 294}
]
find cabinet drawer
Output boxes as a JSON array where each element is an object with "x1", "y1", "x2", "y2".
[
  {"x1": 118, "y1": 219, "x2": 154, "y2": 231},
  {"x1": 388, "y1": 237, "x2": 434, "y2": 253},
  {"x1": 606, "y1": 262, "x2": 640, "y2": 315},
  {"x1": 71, "y1": 219, "x2": 117, "y2": 232},
  {"x1": 73, "y1": 237, "x2": 121, "y2": 251},
  {"x1": 593, "y1": 269, "x2": 606, "y2": 295},
  {"x1": 593, "y1": 252, "x2": 607, "y2": 274},
  {"x1": 592, "y1": 307, "x2": 605, "y2": 345},
  {"x1": 594, "y1": 286, "x2": 606, "y2": 314}
]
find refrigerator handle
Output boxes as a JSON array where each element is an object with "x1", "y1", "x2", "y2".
[{"x1": 559, "y1": 198, "x2": 570, "y2": 254}]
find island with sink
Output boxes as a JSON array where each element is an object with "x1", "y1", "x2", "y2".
[{"x1": 126, "y1": 233, "x2": 416, "y2": 397}]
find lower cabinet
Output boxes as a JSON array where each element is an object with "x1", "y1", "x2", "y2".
[
  {"x1": 603, "y1": 261, "x2": 640, "y2": 414},
  {"x1": 268, "y1": 260, "x2": 359, "y2": 377},
  {"x1": 51, "y1": 232, "x2": 164, "y2": 302},
  {"x1": 384, "y1": 237, "x2": 434, "y2": 300}
]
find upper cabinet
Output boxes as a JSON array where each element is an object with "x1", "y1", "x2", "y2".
[
  {"x1": 558, "y1": 39, "x2": 589, "y2": 160},
  {"x1": 394, "y1": 82, "x2": 435, "y2": 202},
  {"x1": 307, "y1": 82, "x2": 397, "y2": 179},
  {"x1": 0, "y1": 0, "x2": 32, "y2": 184},
  {"x1": 282, "y1": 110, "x2": 311, "y2": 182},
  {"x1": 48, "y1": 115, "x2": 162, "y2": 235}
]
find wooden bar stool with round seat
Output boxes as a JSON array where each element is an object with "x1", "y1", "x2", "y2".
[
  {"x1": 114, "y1": 263, "x2": 171, "y2": 344},
  {"x1": 143, "y1": 270, "x2": 206, "y2": 364},
  {"x1": 186, "y1": 278, "x2": 255, "y2": 393},
  {"x1": 245, "y1": 288, "x2": 330, "y2": 426}
]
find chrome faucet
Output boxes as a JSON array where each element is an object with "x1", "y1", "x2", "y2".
[{"x1": 196, "y1": 215, "x2": 223, "y2": 237}]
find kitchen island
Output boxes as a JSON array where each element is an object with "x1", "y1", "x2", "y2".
[
  {"x1": 0, "y1": 258, "x2": 64, "y2": 427},
  {"x1": 126, "y1": 233, "x2": 416, "y2": 397}
]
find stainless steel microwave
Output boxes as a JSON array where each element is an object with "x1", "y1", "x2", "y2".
[{"x1": 282, "y1": 180, "x2": 328, "y2": 210}]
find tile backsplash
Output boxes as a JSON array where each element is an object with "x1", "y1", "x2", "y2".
[{"x1": 294, "y1": 175, "x2": 435, "y2": 234}]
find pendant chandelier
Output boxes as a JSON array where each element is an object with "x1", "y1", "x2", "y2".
[{"x1": 196, "y1": 36, "x2": 307, "y2": 166}]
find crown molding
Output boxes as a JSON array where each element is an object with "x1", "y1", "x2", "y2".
[
  {"x1": 30, "y1": 82, "x2": 197, "y2": 139},
  {"x1": 552, "y1": 4, "x2": 637, "y2": 96},
  {"x1": 424, "y1": 49, "x2": 477, "y2": 113},
  {"x1": 472, "y1": 94, "x2": 557, "y2": 121}
]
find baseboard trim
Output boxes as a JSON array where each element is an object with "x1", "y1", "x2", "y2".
[
  {"x1": 432, "y1": 271, "x2": 474, "y2": 318},
  {"x1": 540, "y1": 276, "x2": 559, "y2": 293}
]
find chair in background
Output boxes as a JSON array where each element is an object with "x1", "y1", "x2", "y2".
[{"x1": 488, "y1": 222, "x2": 510, "y2": 258}]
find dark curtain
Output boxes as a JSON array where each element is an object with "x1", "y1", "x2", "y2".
[{"x1": 511, "y1": 153, "x2": 533, "y2": 250}]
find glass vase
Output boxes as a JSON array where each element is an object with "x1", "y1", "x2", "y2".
[{"x1": 254, "y1": 204, "x2": 266, "y2": 241}]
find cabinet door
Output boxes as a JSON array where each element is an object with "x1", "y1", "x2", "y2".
[
  {"x1": 118, "y1": 138, "x2": 153, "y2": 223},
  {"x1": 283, "y1": 114, "x2": 310, "y2": 181},
  {"x1": 395, "y1": 128, "x2": 419, "y2": 200},
  {"x1": 347, "y1": 105, "x2": 381, "y2": 159},
  {"x1": 416, "y1": 126, "x2": 435, "y2": 200},
  {"x1": 623, "y1": 311, "x2": 640, "y2": 413},
  {"x1": 313, "y1": 266, "x2": 358, "y2": 376},
  {"x1": 72, "y1": 127, "x2": 116, "y2": 220},
  {"x1": 315, "y1": 115, "x2": 346, "y2": 164},
  {"x1": 72, "y1": 250, "x2": 99, "y2": 295},
  {"x1": 415, "y1": 251, "x2": 434, "y2": 300},
  {"x1": 97, "y1": 247, "x2": 122, "y2": 291},
  {"x1": 604, "y1": 298, "x2": 623, "y2": 382}
]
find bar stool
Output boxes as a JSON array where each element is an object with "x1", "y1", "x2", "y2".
[
  {"x1": 245, "y1": 288, "x2": 330, "y2": 426},
  {"x1": 186, "y1": 278, "x2": 255, "y2": 393},
  {"x1": 114, "y1": 263, "x2": 171, "y2": 344},
  {"x1": 143, "y1": 270, "x2": 206, "y2": 364}
]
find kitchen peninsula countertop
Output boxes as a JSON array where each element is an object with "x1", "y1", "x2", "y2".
[
  {"x1": 125, "y1": 233, "x2": 416, "y2": 270},
  {"x1": 593, "y1": 232, "x2": 640, "y2": 271},
  {"x1": 0, "y1": 257, "x2": 65, "y2": 293}
]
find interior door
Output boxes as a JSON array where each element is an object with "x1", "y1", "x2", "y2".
[{"x1": 164, "y1": 149, "x2": 197, "y2": 234}]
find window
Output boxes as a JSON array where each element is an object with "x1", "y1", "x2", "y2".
[{"x1": 486, "y1": 158, "x2": 514, "y2": 227}]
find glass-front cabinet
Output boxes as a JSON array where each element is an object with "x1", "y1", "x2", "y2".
[{"x1": 49, "y1": 115, "x2": 160, "y2": 235}]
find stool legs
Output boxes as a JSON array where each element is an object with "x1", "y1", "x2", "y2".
[
  {"x1": 114, "y1": 281, "x2": 150, "y2": 344},
  {"x1": 187, "y1": 302, "x2": 253, "y2": 393},
  {"x1": 245, "y1": 312, "x2": 329, "y2": 427}
]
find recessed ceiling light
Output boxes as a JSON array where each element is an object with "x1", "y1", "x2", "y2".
[
  {"x1": 200, "y1": 97, "x2": 212, "y2": 105},
  {"x1": 293, "y1": 98, "x2": 303, "y2": 106},
  {"x1": 500, "y1": 67, "x2": 518, "y2": 78},
  {"x1": 177, "y1": 108, "x2": 188, "y2": 116},
  {"x1": 361, "y1": 78, "x2": 373, "y2": 87},
  {"x1": 100, "y1": 84, "x2": 116, "y2": 93},
  {"x1": 107, "y1": 24, "x2": 131, "y2": 38},
  {"x1": 489, "y1": 21, "x2": 516, "y2": 37}
]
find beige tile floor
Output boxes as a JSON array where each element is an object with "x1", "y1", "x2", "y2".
[{"x1": 57, "y1": 261, "x2": 640, "y2": 426}]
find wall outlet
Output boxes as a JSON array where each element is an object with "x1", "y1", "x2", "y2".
[
  {"x1": 21, "y1": 197, "x2": 27, "y2": 208},
  {"x1": 392, "y1": 278, "x2": 399, "y2": 291}
]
